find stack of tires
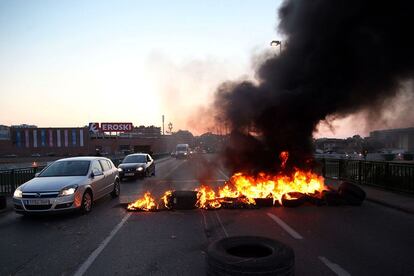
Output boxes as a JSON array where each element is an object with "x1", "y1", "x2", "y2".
[
  {"x1": 279, "y1": 182, "x2": 366, "y2": 207},
  {"x1": 323, "y1": 181, "x2": 366, "y2": 206}
]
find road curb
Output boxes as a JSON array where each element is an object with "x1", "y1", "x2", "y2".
[{"x1": 365, "y1": 197, "x2": 414, "y2": 215}]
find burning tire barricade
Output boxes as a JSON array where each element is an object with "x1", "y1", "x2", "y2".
[
  {"x1": 126, "y1": 184, "x2": 365, "y2": 212},
  {"x1": 126, "y1": 152, "x2": 366, "y2": 211}
]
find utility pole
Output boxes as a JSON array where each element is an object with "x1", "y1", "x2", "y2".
[
  {"x1": 168, "y1": 122, "x2": 173, "y2": 134},
  {"x1": 162, "y1": 115, "x2": 165, "y2": 135}
]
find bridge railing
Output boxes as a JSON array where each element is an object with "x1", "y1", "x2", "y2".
[
  {"x1": 0, "y1": 153, "x2": 171, "y2": 195},
  {"x1": 0, "y1": 166, "x2": 45, "y2": 195},
  {"x1": 318, "y1": 158, "x2": 414, "y2": 194}
]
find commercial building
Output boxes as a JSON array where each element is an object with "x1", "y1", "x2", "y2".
[
  {"x1": 369, "y1": 127, "x2": 414, "y2": 152},
  {"x1": 0, "y1": 123, "x2": 183, "y2": 157}
]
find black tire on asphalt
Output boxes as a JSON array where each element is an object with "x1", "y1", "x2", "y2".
[
  {"x1": 254, "y1": 198, "x2": 274, "y2": 208},
  {"x1": 111, "y1": 179, "x2": 120, "y2": 198},
  {"x1": 338, "y1": 181, "x2": 366, "y2": 206},
  {"x1": 171, "y1": 191, "x2": 198, "y2": 210},
  {"x1": 322, "y1": 190, "x2": 344, "y2": 206},
  {"x1": 207, "y1": 236, "x2": 295, "y2": 276},
  {"x1": 80, "y1": 190, "x2": 93, "y2": 214},
  {"x1": 305, "y1": 193, "x2": 324, "y2": 206},
  {"x1": 281, "y1": 192, "x2": 306, "y2": 207}
]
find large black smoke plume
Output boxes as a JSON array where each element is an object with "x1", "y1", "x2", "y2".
[{"x1": 215, "y1": 0, "x2": 414, "y2": 174}]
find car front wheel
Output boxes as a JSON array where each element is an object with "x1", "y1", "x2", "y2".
[
  {"x1": 111, "y1": 179, "x2": 120, "y2": 198},
  {"x1": 80, "y1": 191, "x2": 93, "y2": 214}
]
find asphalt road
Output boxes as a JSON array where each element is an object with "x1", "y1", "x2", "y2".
[{"x1": 1, "y1": 154, "x2": 414, "y2": 275}]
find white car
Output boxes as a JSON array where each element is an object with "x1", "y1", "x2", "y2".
[{"x1": 13, "y1": 156, "x2": 120, "y2": 215}]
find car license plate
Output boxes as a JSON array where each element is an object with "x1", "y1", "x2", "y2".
[
  {"x1": 24, "y1": 199, "x2": 50, "y2": 205},
  {"x1": 125, "y1": 173, "x2": 135, "y2": 176}
]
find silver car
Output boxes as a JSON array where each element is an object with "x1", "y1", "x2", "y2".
[{"x1": 13, "y1": 157, "x2": 120, "y2": 215}]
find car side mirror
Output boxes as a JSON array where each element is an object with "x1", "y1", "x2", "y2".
[
  {"x1": 35, "y1": 172, "x2": 40, "y2": 177},
  {"x1": 91, "y1": 169, "x2": 103, "y2": 177}
]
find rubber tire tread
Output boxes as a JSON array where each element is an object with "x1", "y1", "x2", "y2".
[
  {"x1": 80, "y1": 191, "x2": 92, "y2": 214},
  {"x1": 171, "y1": 190, "x2": 198, "y2": 210},
  {"x1": 111, "y1": 180, "x2": 120, "y2": 198},
  {"x1": 281, "y1": 193, "x2": 306, "y2": 208},
  {"x1": 323, "y1": 190, "x2": 344, "y2": 206},
  {"x1": 207, "y1": 236, "x2": 294, "y2": 276}
]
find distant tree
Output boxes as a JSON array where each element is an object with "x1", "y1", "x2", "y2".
[{"x1": 173, "y1": 130, "x2": 195, "y2": 146}]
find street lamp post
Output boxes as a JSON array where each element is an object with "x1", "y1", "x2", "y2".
[
  {"x1": 168, "y1": 122, "x2": 173, "y2": 134},
  {"x1": 270, "y1": 40, "x2": 282, "y2": 54}
]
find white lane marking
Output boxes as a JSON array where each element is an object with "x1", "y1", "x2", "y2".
[
  {"x1": 267, "y1": 213, "x2": 303, "y2": 240},
  {"x1": 75, "y1": 157, "x2": 181, "y2": 275},
  {"x1": 74, "y1": 213, "x2": 132, "y2": 276},
  {"x1": 214, "y1": 211, "x2": 229, "y2": 237},
  {"x1": 217, "y1": 168, "x2": 229, "y2": 179},
  {"x1": 318, "y1": 256, "x2": 351, "y2": 276}
]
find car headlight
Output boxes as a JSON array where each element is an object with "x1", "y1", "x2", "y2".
[
  {"x1": 59, "y1": 185, "x2": 78, "y2": 196},
  {"x1": 184, "y1": 152, "x2": 187, "y2": 155},
  {"x1": 13, "y1": 188, "x2": 22, "y2": 198},
  {"x1": 136, "y1": 167, "x2": 144, "y2": 171},
  {"x1": 118, "y1": 168, "x2": 123, "y2": 172}
]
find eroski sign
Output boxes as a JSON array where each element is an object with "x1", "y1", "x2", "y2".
[{"x1": 89, "y1": 123, "x2": 134, "y2": 133}]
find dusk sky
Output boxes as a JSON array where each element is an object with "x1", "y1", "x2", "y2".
[{"x1": 0, "y1": 0, "x2": 369, "y2": 137}]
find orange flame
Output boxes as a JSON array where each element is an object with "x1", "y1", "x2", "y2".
[
  {"x1": 196, "y1": 185, "x2": 221, "y2": 209},
  {"x1": 126, "y1": 152, "x2": 327, "y2": 211},
  {"x1": 280, "y1": 151, "x2": 289, "y2": 169},
  {"x1": 218, "y1": 184, "x2": 239, "y2": 198},
  {"x1": 228, "y1": 169, "x2": 325, "y2": 205},
  {"x1": 127, "y1": 192, "x2": 157, "y2": 211},
  {"x1": 161, "y1": 190, "x2": 173, "y2": 209}
]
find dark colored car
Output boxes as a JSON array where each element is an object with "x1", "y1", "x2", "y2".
[{"x1": 118, "y1": 153, "x2": 155, "y2": 179}]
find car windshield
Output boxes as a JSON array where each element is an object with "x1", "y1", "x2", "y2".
[
  {"x1": 177, "y1": 146, "x2": 187, "y2": 151},
  {"x1": 39, "y1": 161, "x2": 90, "y2": 177},
  {"x1": 122, "y1": 155, "x2": 146, "y2": 163}
]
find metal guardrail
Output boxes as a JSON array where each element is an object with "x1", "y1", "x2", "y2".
[
  {"x1": 318, "y1": 159, "x2": 414, "y2": 194},
  {"x1": 0, "y1": 166, "x2": 45, "y2": 195},
  {"x1": 0, "y1": 153, "x2": 171, "y2": 195}
]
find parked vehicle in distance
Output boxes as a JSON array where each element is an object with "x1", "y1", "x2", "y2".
[
  {"x1": 175, "y1": 144, "x2": 190, "y2": 159},
  {"x1": 118, "y1": 153, "x2": 155, "y2": 179},
  {"x1": 13, "y1": 157, "x2": 120, "y2": 215}
]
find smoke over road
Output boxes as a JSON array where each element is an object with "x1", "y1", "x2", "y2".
[{"x1": 215, "y1": 0, "x2": 414, "y2": 173}]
